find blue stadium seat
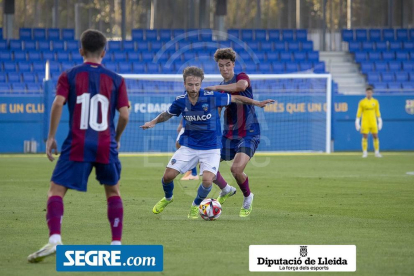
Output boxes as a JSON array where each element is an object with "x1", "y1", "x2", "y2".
[
  {"x1": 27, "y1": 83, "x2": 42, "y2": 92},
  {"x1": 260, "y1": 41, "x2": 272, "y2": 51},
  {"x1": 0, "y1": 73, "x2": 6, "y2": 82},
  {"x1": 389, "y1": 41, "x2": 402, "y2": 50},
  {"x1": 375, "y1": 41, "x2": 387, "y2": 51},
  {"x1": 296, "y1": 29, "x2": 307, "y2": 41},
  {"x1": 243, "y1": 63, "x2": 257, "y2": 72},
  {"x1": 285, "y1": 63, "x2": 298, "y2": 73},
  {"x1": 255, "y1": 30, "x2": 266, "y2": 41},
  {"x1": 159, "y1": 29, "x2": 171, "y2": 41},
  {"x1": 388, "y1": 82, "x2": 401, "y2": 92},
  {"x1": 62, "y1": 29, "x2": 75, "y2": 40},
  {"x1": 268, "y1": 30, "x2": 280, "y2": 41},
  {"x1": 301, "y1": 41, "x2": 313, "y2": 51},
  {"x1": 71, "y1": 51, "x2": 82, "y2": 62},
  {"x1": 0, "y1": 40, "x2": 7, "y2": 50},
  {"x1": 132, "y1": 62, "x2": 145, "y2": 73},
  {"x1": 348, "y1": 41, "x2": 360, "y2": 52},
  {"x1": 146, "y1": 63, "x2": 159, "y2": 73},
  {"x1": 342, "y1": 29, "x2": 354, "y2": 42},
  {"x1": 371, "y1": 82, "x2": 387, "y2": 91},
  {"x1": 293, "y1": 52, "x2": 306, "y2": 61},
  {"x1": 14, "y1": 51, "x2": 26, "y2": 61},
  {"x1": 150, "y1": 41, "x2": 163, "y2": 51},
  {"x1": 288, "y1": 42, "x2": 300, "y2": 51},
  {"x1": 238, "y1": 52, "x2": 251, "y2": 62},
  {"x1": 4, "y1": 62, "x2": 17, "y2": 72},
  {"x1": 388, "y1": 61, "x2": 401, "y2": 71},
  {"x1": 136, "y1": 42, "x2": 149, "y2": 51},
  {"x1": 402, "y1": 82, "x2": 414, "y2": 90},
  {"x1": 203, "y1": 63, "x2": 217, "y2": 73},
  {"x1": 56, "y1": 52, "x2": 70, "y2": 61},
  {"x1": 355, "y1": 52, "x2": 367, "y2": 62},
  {"x1": 282, "y1": 30, "x2": 294, "y2": 41},
  {"x1": 218, "y1": 40, "x2": 231, "y2": 48},
  {"x1": 105, "y1": 62, "x2": 118, "y2": 72},
  {"x1": 108, "y1": 41, "x2": 122, "y2": 51},
  {"x1": 360, "y1": 62, "x2": 374, "y2": 73},
  {"x1": 396, "y1": 29, "x2": 408, "y2": 41},
  {"x1": 382, "y1": 51, "x2": 395, "y2": 61},
  {"x1": 0, "y1": 83, "x2": 10, "y2": 92},
  {"x1": 254, "y1": 52, "x2": 265, "y2": 61},
  {"x1": 10, "y1": 40, "x2": 23, "y2": 51},
  {"x1": 47, "y1": 28, "x2": 60, "y2": 40},
  {"x1": 367, "y1": 73, "x2": 381, "y2": 83},
  {"x1": 22, "y1": 72, "x2": 36, "y2": 83},
  {"x1": 403, "y1": 61, "x2": 414, "y2": 71},
  {"x1": 24, "y1": 41, "x2": 36, "y2": 51},
  {"x1": 66, "y1": 40, "x2": 79, "y2": 51},
  {"x1": 305, "y1": 51, "x2": 318, "y2": 62},
  {"x1": 381, "y1": 72, "x2": 395, "y2": 82},
  {"x1": 119, "y1": 63, "x2": 132, "y2": 73},
  {"x1": 127, "y1": 51, "x2": 139, "y2": 61},
  {"x1": 38, "y1": 40, "x2": 50, "y2": 51},
  {"x1": 266, "y1": 52, "x2": 278, "y2": 61},
  {"x1": 113, "y1": 52, "x2": 127, "y2": 61},
  {"x1": 199, "y1": 29, "x2": 212, "y2": 41},
  {"x1": 246, "y1": 41, "x2": 259, "y2": 51},
  {"x1": 395, "y1": 72, "x2": 408, "y2": 82},
  {"x1": 299, "y1": 62, "x2": 313, "y2": 71},
  {"x1": 368, "y1": 52, "x2": 380, "y2": 61},
  {"x1": 49, "y1": 61, "x2": 61, "y2": 72},
  {"x1": 0, "y1": 52, "x2": 12, "y2": 61},
  {"x1": 52, "y1": 41, "x2": 65, "y2": 51},
  {"x1": 396, "y1": 51, "x2": 408, "y2": 61},
  {"x1": 132, "y1": 29, "x2": 144, "y2": 40},
  {"x1": 355, "y1": 29, "x2": 367, "y2": 41},
  {"x1": 186, "y1": 29, "x2": 199, "y2": 41},
  {"x1": 410, "y1": 29, "x2": 414, "y2": 40},
  {"x1": 61, "y1": 61, "x2": 74, "y2": 71},
  {"x1": 0, "y1": 28, "x2": 2, "y2": 39},
  {"x1": 183, "y1": 52, "x2": 196, "y2": 61},
  {"x1": 369, "y1": 29, "x2": 381, "y2": 41},
  {"x1": 403, "y1": 41, "x2": 414, "y2": 50},
  {"x1": 12, "y1": 83, "x2": 26, "y2": 92},
  {"x1": 33, "y1": 28, "x2": 46, "y2": 40},
  {"x1": 383, "y1": 29, "x2": 395, "y2": 41},
  {"x1": 375, "y1": 61, "x2": 387, "y2": 72},
  {"x1": 32, "y1": 62, "x2": 46, "y2": 72},
  {"x1": 274, "y1": 41, "x2": 286, "y2": 51},
  {"x1": 18, "y1": 62, "x2": 31, "y2": 72},
  {"x1": 258, "y1": 63, "x2": 272, "y2": 73},
  {"x1": 241, "y1": 29, "x2": 254, "y2": 41},
  {"x1": 272, "y1": 62, "x2": 284, "y2": 73},
  {"x1": 177, "y1": 41, "x2": 191, "y2": 50},
  {"x1": 8, "y1": 72, "x2": 21, "y2": 83},
  {"x1": 146, "y1": 30, "x2": 158, "y2": 41},
  {"x1": 279, "y1": 52, "x2": 291, "y2": 62},
  {"x1": 228, "y1": 29, "x2": 240, "y2": 39},
  {"x1": 172, "y1": 29, "x2": 185, "y2": 39},
  {"x1": 123, "y1": 41, "x2": 134, "y2": 51},
  {"x1": 19, "y1": 28, "x2": 32, "y2": 40},
  {"x1": 362, "y1": 41, "x2": 374, "y2": 51}
]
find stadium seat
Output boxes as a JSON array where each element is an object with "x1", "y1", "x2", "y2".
[
  {"x1": 293, "y1": 52, "x2": 306, "y2": 61},
  {"x1": 141, "y1": 52, "x2": 154, "y2": 62},
  {"x1": 241, "y1": 29, "x2": 254, "y2": 41},
  {"x1": 282, "y1": 30, "x2": 294, "y2": 41},
  {"x1": 132, "y1": 62, "x2": 146, "y2": 73},
  {"x1": 280, "y1": 52, "x2": 291, "y2": 62},
  {"x1": 403, "y1": 41, "x2": 414, "y2": 50},
  {"x1": 119, "y1": 63, "x2": 133, "y2": 73},
  {"x1": 26, "y1": 83, "x2": 42, "y2": 92},
  {"x1": 257, "y1": 63, "x2": 272, "y2": 73},
  {"x1": 261, "y1": 41, "x2": 272, "y2": 51},
  {"x1": 14, "y1": 51, "x2": 27, "y2": 61},
  {"x1": 348, "y1": 41, "x2": 360, "y2": 52},
  {"x1": 24, "y1": 41, "x2": 36, "y2": 51},
  {"x1": 71, "y1": 51, "x2": 82, "y2": 62},
  {"x1": 203, "y1": 63, "x2": 217, "y2": 73},
  {"x1": 296, "y1": 29, "x2": 307, "y2": 41},
  {"x1": 375, "y1": 61, "x2": 387, "y2": 72},
  {"x1": 3, "y1": 62, "x2": 17, "y2": 72},
  {"x1": 12, "y1": 83, "x2": 26, "y2": 92},
  {"x1": 387, "y1": 82, "x2": 401, "y2": 93},
  {"x1": 146, "y1": 63, "x2": 159, "y2": 73},
  {"x1": 199, "y1": 29, "x2": 212, "y2": 41},
  {"x1": 268, "y1": 30, "x2": 280, "y2": 41},
  {"x1": 369, "y1": 29, "x2": 381, "y2": 41},
  {"x1": 266, "y1": 52, "x2": 278, "y2": 61},
  {"x1": 402, "y1": 82, "x2": 414, "y2": 91},
  {"x1": 395, "y1": 72, "x2": 409, "y2": 82},
  {"x1": 61, "y1": 61, "x2": 74, "y2": 71},
  {"x1": 0, "y1": 83, "x2": 10, "y2": 92},
  {"x1": 342, "y1": 29, "x2": 354, "y2": 42},
  {"x1": 0, "y1": 41, "x2": 7, "y2": 50},
  {"x1": 368, "y1": 52, "x2": 380, "y2": 61},
  {"x1": 228, "y1": 29, "x2": 240, "y2": 39},
  {"x1": 355, "y1": 29, "x2": 368, "y2": 41},
  {"x1": 19, "y1": 28, "x2": 32, "y2": 40},
  {"x1": 254, "y1": 52, "x2": 265, "y2": 61},
  {"x1": 105, "y1": 62, "x2": 118, "y2": 72},
  {"x1": 388, "y1": 61, "x2": 401, "y2": 71},
  {"x1": 255, "y1": 29, "x2": 266, "y2": 41},
  {"x1": 66, "y1": 40, "x2": 79, "y2": 51},
  {"x1": 355, "y1": 52, "x2": 367, "y2": 62},
  {"x1": 402, "y1": 62, "x2": 414, "y2": 71},
  {"x1": 288, "y1": 42, "x2": 300, "y2": 52},
  {"x1": 108, "y1": 41, "x2": 122, "y2": 51},
  {"x1": 56, "y1": 52, "x2": 70, "y2": 61},
  {"x1": 0, "y1": 52, "x2": 11, "y2": 61},
  {"x1": 146, "y1": 30, "x2": 158, "y2": 41},
  {"x1": 22, "y1": 73, "x2": 36, "y2": 83},
  {"x1": 367, "y1": 73, "x2": 381, "y2": 83},
  {"x1": 0, "y1": 73, "x2": 6, "y2": 82},
  {"x1": 382, "y1": 51, "x2": 395, "y2": 61},
  {"x1": 113, "y1": 52, "x2": 127, "y2": 61},
  {"x1": 183, "y1": 52, "x2": 196, "y2": 61},
  {"x1": 299, "y1": 62, "x2": 313, "y2": 71},
  {"x1": 132, "y1": 29, "x2": 144, "y2": 41},
  {"x1": 383, "y1": 29, "x2": 395, "y2": 41},
  {"x1": 410, "y1": 29, "x2": 414, "y2": 40},
  {"x1": 8, "y1": 72, "x2": 21, "y2": 83},
  {"x1": 186, "y1": 29, "x2": 199, "y2": 41},
  {"x1": 32, "y1": 62, "x2": 46, "y2": 72},
  {"x1": 360, "y1": 62, "x2": 374, "y2": 73},
  {"x1": 150, "y1": 41, "x2": 163, "y2": 51},
  {"x1": 33, "y1": 28, "x2": 46, "y2": 40},
  {"x1": 62, "y1": 29, "x2": 75, "y2": 40},
  {"x1": 396, "y1": 51, "x2": 408, "y2": 61},
  {"x1": 159, "y1": 29, "x2": 171, "y2": 41},
  {"x1": 47, "y1": 28, "x2": 60, "y2": 40},
  {"x1": 243, "y1": 63, "x2": 257, "y2": 72},
  {"x1": 362, "y1": 41, "x2": 374, "y2": 51},
  {"x1": 314, "y1": 62, "x2": 326, "y2": 73},
  {"x1": 396, "y1": 29, "x2": 408, "y2": 41},
  {"x1": 172, "y1": 29, "x2": 185, "y2": 39},
  {"x1": 302, "y1": 41, "x2": 313, "y2": 51},
  {"x1": 274, "y1": 41, "x2": 286, "y2": 51},
  {"x1": 246, "y1": 41, "x2": 259, "y2": 51},
  {"x1": 177, "y1": 41, "x2": 191, "y2": 50},
  {"x1": 49, "y1": 61, "x2": 61, "y2": 72},
  {"x1": 381, "y1": 72, "x2": 395, "y2": 82},
  {"x1": 375, "y1": 41, "x2": 387, "y2": 51},
  {"x1": 123, "y1": 41, "x2": 135, "y2": 51},
  {"x1": 272, "y1": 62, "x2": 284, "y2": 73},
  {"x1": 0, "y1": 28, "x2": 2, "y2": 39},
  {"x1": 38, "y1": 40, "x2": 50, "y2": 51},
  {"x1": 10, "y1": 40, "x2": 23, "y2": 51},
  {"x1": 18, "y1": 62, "x2": 31, "y2": 72},
  {"x1": 307, "y1": 51, "x2": 319, "y2": 62},
  {"x1": 389, "y1": 41, "x2": 402, "y2": 50},
  {"x1": 136, "y1": 42, "x2": 149, "y2": 51},
  {"x1": 52, "y1": 41, "x2": 64, "y2": 51},
  {"x1": 285, "y1": 63, "x2": 298, "y2": 73}
]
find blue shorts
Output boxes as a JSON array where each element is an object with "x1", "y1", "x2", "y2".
[
  {"x1": 51, "y1": 159, "x2": 121, "y2": 192},
  {"x1": 221, "y1": 135, "x2": 260, "y2": 161}
]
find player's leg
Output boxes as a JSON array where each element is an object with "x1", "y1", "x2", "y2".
[
  {"x1": 361, "y1": 121, "x2": 369, "y2": 158},
  {"x1": 372, "y1": 132, "x2": 381, "y2": 157},
  {"x1": 214, "y1": 136, "x2": 237, "y2": 204}
]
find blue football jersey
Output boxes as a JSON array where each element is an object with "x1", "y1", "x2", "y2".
[{"x1": 168, "y1": 89, "x2": 231, "y2": 150}]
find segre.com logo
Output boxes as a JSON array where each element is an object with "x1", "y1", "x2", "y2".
[{"x1": 56, "y1": 245, "x2": 163, "y2": 272}]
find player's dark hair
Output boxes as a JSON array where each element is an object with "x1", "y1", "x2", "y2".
[
  {"x1": 80, "y1": 29, "x2": 107, "y2": 57},
  {"x1": 183, "y1": 66, "x2": 204, "y2": 82},
  {"x1": 366, "y1": 86, "x2": 374, "y2": 92},
  {"x1": 214, "y1": 48, "x2": 237, "y2": 62}
]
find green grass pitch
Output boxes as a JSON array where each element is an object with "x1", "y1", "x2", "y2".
[{"x1": 0, "y1": 153, "x2": 413, "y2": 276}]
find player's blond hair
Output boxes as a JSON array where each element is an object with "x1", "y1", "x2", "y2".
[
  {"x1": 214, "y1": 48, "x2": 237, "y2": 62},
  {"x1": 183, "y1": 66, "x2": 204, "y2": 82}
]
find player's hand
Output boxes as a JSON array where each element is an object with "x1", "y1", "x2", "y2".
[
  {"x1": 46, "y1": 138, "x2": 58, "y2": 162},
  {"x1": 204, "y1": 86, "x2": 217, "y2": 91},
  {"x1": 378, "y1": 118, "x2": 383, "y2": 130},
  {"x1": 256, "y1": 99, "x2": 275, "y2": 108},
  {"x1": 355, "y1": 118, "x2": 361, "y2": 131},
  {"x1": 116, "y1": 141, "x2": 121, "y2": 150},
  {"x1": 140, "y1": 121, "x2": 155, "y2": 130}
]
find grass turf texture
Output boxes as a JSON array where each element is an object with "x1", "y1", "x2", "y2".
[{"x1": 0, "y1": 153, "x2": 413, "y2": 276}]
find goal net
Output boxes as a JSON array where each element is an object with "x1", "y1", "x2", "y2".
[{"x1": 119, "y1": 73, "x2": 332, "y2": 153}]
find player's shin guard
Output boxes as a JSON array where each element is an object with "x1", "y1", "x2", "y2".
[
  {"x1": 191, "y1": 167, "x2": 197, "y2": 176},
  {"x1": 238, "y1": 176, "x2": 251, "y2": 197},
  {"x1": 213, "y1": 171, "x2": 228, "y2": 189},
  {"x1": 193, "y1": 184, "x2": 212, "y2": 205},
  {"x1": 107, "y1": 196, "x2": 123, "y2": 242},
  {"x1": 362, "y1": 137, "x2": 368, "y2": 152},
  {"x1": 373, "y1": 138, "x2": 379, "y2": 152},
  {"x1": 162, "y1": 178, "x2": 174, "y2": 200},
  {"x1": 46, "y1": 196, "x2": 64, "y2": 236}
]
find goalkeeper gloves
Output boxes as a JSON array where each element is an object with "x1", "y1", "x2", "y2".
[
  {"x1": 355, "y1": 118, "x2": 361, "y2": 131},
  {"x1": 378, "y1": 117, "x2": 383, "y2": 130}
]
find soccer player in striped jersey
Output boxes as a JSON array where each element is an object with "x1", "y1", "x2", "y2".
[
  {"x1": 28, "y1": 29, "x2": 129, "y2": 263},
  {"x1": 204, "y1": 48, "x2": 261, "y2": 217},
  {"x1": 355, "y1": 87, "x2": 383, "y2": 158}
]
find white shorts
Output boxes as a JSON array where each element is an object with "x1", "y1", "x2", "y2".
[
  {"x1": 167, "y1": 146, "x2": 220, "y2": 175},
  {"x1": 176, "y1": 128, "x2": 184, "y2": 142}
]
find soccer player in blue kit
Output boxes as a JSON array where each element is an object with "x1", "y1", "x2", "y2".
[
  {"x1": 204, "y1": 48, "x2": 262, "y2": 217},
  {"x1": 140, "y1": 66, "x2": 273, "y2": 219}
]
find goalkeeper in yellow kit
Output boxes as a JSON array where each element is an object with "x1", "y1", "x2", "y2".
[{"x1": 355, "y1": 87, "x2": 382, "y2": 158}]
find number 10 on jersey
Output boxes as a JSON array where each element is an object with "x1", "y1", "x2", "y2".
[{"x1": 76, "y1": 93, "x2": 109, "y2": 131}]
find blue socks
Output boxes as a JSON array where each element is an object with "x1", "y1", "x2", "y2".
[
  {"x1": 162, "y1": 178, "x2": 174, "y2": 199},
  {"x1": 193, "y1": 184, "x2": 212, "y2": 205},
  {"x1": 191, "y1": 166, "x2": 197, "y2": 176}
]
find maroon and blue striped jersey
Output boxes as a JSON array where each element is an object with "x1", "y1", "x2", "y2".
[
  {"x1": 221, "y1": 72, "x2": 260, "y2": 139},
  {"x1": 56, "y1": 62, "x2": 129, "y2": 164}
]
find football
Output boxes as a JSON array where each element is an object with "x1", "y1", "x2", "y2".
[{"x1": 199, "y1": 198, "x2": 222, "y2": 221}]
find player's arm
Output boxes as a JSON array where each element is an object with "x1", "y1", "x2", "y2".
[
  {"x1": 230, "y1": 95, "x2": 274, "y2": 108},
  {"x1": 115, "y1": 106, "x2": 129, "y2": 149},
  {"x1": 140, "y1": 111, "x2": 173, "y2": 130},
  {"x1": 376, "y1": 100, "x2": 383, "y2": 130},
  {"x1": 177, "y1": 118, "x2": 183, "y2": 133},
  {"x1": 204, "y1": 79, "x2": 249, "y2": 93},
  {"x1": 46, "y1": 95, "x2": 65, "y2": 161},
  {"x1": 355, "y1": 101, "x2": 362, "y2": 131}
]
